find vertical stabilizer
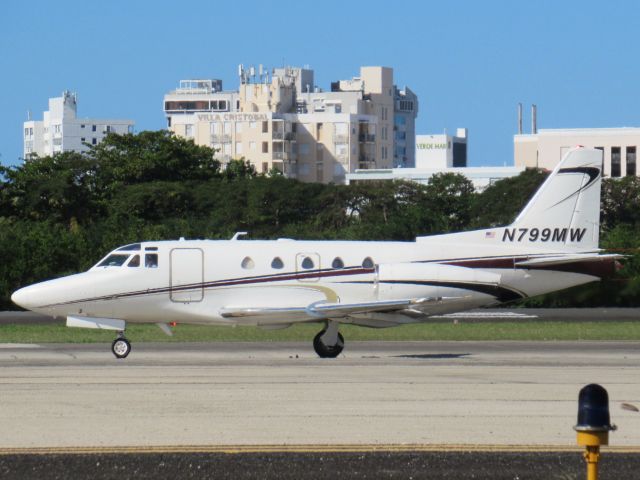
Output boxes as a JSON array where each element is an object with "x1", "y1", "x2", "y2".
[{"x1": 508, "y1": 147, "x2": 602, "y2": 251}]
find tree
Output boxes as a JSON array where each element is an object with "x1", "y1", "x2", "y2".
[
  {"x1": 424, "y1": 173, "x2": 476, "y2": 233},
  {"x1": 470, "y1": 168, "x2": 548, "y2": 228}
]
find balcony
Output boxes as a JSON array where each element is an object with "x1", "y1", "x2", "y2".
[
  {"x1": 210, "y1": 134, "x2": 232, "y2": 144},
  {"x1": 358, "y1": 155, "x2": 375, "y2": 167},
  {"x1": 273, "y1": 151, "x2": 290, "y2": 161},
  {"x1": 358, "y1": 134, "x2": 376, "y2": 143},
  {"x1": 272, "y1": 131, "x2": 295, "y2": 141}
]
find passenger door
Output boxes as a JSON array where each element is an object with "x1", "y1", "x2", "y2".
[{"x1": 170, "y1": 248, "x2": 204, "y2": 302}]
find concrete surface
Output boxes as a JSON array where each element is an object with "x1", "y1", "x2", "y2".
[{"x1": 0, "y1": 341, "x2": 638, "y2": 449}]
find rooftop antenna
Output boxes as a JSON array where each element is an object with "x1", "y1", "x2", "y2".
[{"x1": 518, "y1": 103, "x2": 523, "y2": 134}]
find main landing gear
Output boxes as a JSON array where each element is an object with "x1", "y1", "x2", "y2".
[
  {"x1": 313, "y1": 321, "x2": 344, "y2": 358},
  {"x1": 111, "y1": 331, "x2": 131, "y2": 359}
]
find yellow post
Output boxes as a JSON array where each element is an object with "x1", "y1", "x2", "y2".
[{"x1": 583, "y1": 446, "x2": 600, "y2": 480}]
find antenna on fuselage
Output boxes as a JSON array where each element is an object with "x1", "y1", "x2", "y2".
[{"x1": 231, "y1": 232, "x2": 248, "y2": 240}]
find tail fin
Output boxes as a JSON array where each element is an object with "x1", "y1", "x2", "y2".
[{"x1": 507, "y1": 147, "x2": 602, "y2": 251}]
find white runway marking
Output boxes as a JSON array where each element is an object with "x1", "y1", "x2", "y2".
[
  {"x1": 433, "y1": 311, "x2": 538, "y2": 319},
  {"x1": 0, "y1": 344, "x2": 41, "y2": 349}
]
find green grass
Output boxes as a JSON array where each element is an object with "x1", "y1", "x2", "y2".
[{"x1": 1, "y1": 321, "x2": 640, "y2": 343}]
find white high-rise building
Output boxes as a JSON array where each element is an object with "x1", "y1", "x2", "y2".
[{"x1": 23, "y1": 91, "x2": 134, "y2": 159}]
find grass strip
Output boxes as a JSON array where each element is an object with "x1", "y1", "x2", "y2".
[{"x1": 1, "y1": 321, "x2": 640, "y2": 343}]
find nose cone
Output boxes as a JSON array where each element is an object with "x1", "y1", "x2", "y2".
[{"x1": 11, "y1": 285, "x2": 35, "y2": 310}]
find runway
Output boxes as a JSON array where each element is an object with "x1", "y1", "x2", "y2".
[{"x1": 0, "y1": 341, "x2": 639, "y2": 450}]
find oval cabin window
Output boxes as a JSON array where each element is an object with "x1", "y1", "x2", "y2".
[
  {"x1": 301, "y1": 257, "x2": 315, "y2": 269},
  {"x1": 332, "y1": 257, "x2": 345, "y2": 269},
  {"x1": 271, "y1": 257, "x2": 284, "y2": 269},
  {"x1": 241, "y1": 256, "x2": 255, "y2": 269},
  {"x1": 362, "y1": 257, "x2": 374, "y2": 269}
]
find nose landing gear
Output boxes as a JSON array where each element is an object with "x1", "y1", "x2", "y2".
[{"x1": 111, "y1": 332, "x2": 131, "y2": 359}]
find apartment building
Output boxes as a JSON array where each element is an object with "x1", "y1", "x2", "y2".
[
  {"x1": 23, "y1": 91, "x2": 134, "y2": 159},
  {"x1": 163, "y1": 65, "x2": 418, "y2": 183}
]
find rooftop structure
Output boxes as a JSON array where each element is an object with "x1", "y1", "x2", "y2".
[{"x1": 23, "y1": 91, "x2": 134, "y2": 159}]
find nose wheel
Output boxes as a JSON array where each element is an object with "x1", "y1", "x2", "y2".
[{"x1": 111, "y1": 336, "x2": 131, "y2": 359}]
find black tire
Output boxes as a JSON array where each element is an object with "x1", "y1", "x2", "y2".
[
  {"x1": 313, "y1": 331, "x2": 344, "y2": 358},
  {"x1": 111, "y1": 338, "x2": 131, "y2": 359}
]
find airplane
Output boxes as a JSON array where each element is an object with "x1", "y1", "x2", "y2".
[{"x1": 11, "y1": 147, "x2": 619, "y2": 359}]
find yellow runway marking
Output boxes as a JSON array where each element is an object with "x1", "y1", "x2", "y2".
[{"x1": 1, "y1": 444, "x2": 640, "y2": 455}]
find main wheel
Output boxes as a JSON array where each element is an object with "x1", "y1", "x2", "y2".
[
  {"x1": 313, "y1": 331, "x2": 344, "y2": 358},
  {"x1": 112, "y1": 337, "x2": 131, "y2": 359}
]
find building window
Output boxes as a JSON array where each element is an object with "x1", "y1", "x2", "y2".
[
  {"x1": 626, "y1": 146, "x2": 636, "y2": 176},
  {"x1": 611, "y1": 146, "x2": 621, "y2": 177},
  {"x1": 262, "y1": 162, "x2": 269, "y2": 172},
  {"x1": 81, "y1": 124, "x2": 85, "y2": 128},
  {"x1": 92, "y1": 138, "x2": 97, "y2": 145},
  {"x1": 262, "y1": 121, "x2": 268, "y2": 133},
  {"x1": 236, "y1": 142, "x2": 243, "y2": 155},
  {"x1": 249, "y1": 121, "x2": 256, "y2": 129},
  {"x1": 235, "y1": 122, "x2": 243, "y2": 133},
  {"x1": 262, "y1": 142, "x2": 268, "y2": 153},
  {"x1": 92, "y1": 125, "x2": 97, "y2": 132},
  {"x1": 185, "y1": 124, "x2": 194, "y2": 137},
  {"x1": 81, "y1": 137, "x2": 85, "y2": 142},
  {"x1": 249, "y1": 141, "x2": 256, "y2": 152}
]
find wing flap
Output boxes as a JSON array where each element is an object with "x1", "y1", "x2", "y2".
[{"x1": 220, "y1": 297, "x2": 438, "y2": 322}]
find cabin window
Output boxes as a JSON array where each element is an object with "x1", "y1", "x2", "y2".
[
  {"x1": 301, "y1": 257, "x2": 315, "y2": 269},
  {"x1": 362, "y1": 257, "x2": 374, "y2": 269},
  {"x1": 241, "y1": 256, "x2": 255, "y2": 269},
  {"x1": 127, "y1": 255, "x2": 140, "y2": 267},
  {"x1": 271, "y1": 257, "x2": 284, "y2": 269},
  {"x1": 145, "y1": 246, "x2": 158, "y2": 251},
  {"x1": 98, "y1": 254, "x2": 130, "y2": 267},
  {"x1": 145, "y1": 254, "x2": 158, "y2": 268},
  {"x1": 332, "y1": 257, "x2": 345, "y2": 269},
  {"x1": 117, "y1": 243, "x2": 141, "y2": 251}
]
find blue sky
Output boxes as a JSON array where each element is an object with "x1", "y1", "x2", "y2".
[{"x1": 2, "y1": 0, "x2": 639, "y2": 167}]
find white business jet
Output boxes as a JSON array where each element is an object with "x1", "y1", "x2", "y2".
[{"x1": 12, "y1": 148, "x2": 618, "y2": 359}]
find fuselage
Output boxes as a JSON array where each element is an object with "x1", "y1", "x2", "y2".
[{"x1": 11, "y1": 233, "x2": 610, "y2": 327}]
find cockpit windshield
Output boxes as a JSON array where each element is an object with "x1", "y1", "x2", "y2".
[
  {"x1": 94, "y1": 245, "x2": 160, "y2": 269},
  {"x1": 97, "y1": 254, "x2": 131, "y2": 267}
]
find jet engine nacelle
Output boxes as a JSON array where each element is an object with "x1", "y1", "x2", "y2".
[{"x1": 375, "y1": 262, "x2": 502, "y2": 300}]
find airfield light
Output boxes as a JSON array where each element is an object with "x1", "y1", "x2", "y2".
[{"x1": 574, "y1": 384, "x2": 616, "y2": 480}]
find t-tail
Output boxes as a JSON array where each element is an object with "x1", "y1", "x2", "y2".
[{"x1": 501, "y1": 147, "x2": 602, "y2": 252}]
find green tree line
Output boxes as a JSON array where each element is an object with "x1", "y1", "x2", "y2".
[{"x1": 1, "y1": 131, "x2": 638, "y2": 309}]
